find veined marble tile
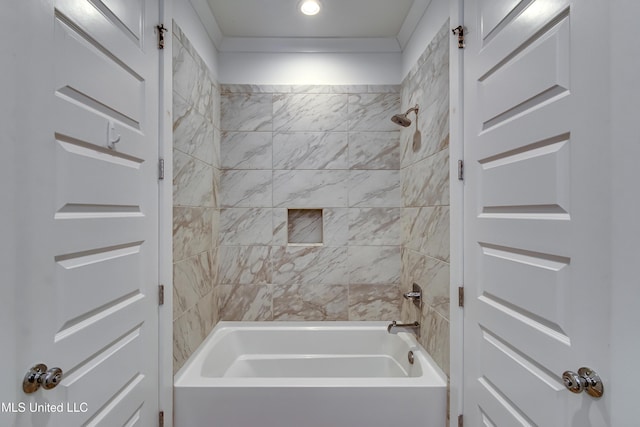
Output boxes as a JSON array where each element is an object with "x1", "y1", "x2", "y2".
[
  {"x1": 402, "y1": 207, "x2": 450, "y2": 262},
  {"x1": 212, "y1": 127, "x2": 221, "y2": 170},
  {"x1": 401, "y1": 248, "x2": 450, "y2": 320},
  {"x1": 212, "y1": 166, "x2": 221, "y2": 209},
  {"x1": 348, "y1": 246, "x2": 401, "y2": 285},
  {"x1": 368, "y1": 85, "x2": 401, "y2": 94},
  {"x1": 173, "y1": 92, "x2": 215, "y2": 164},
  {"x1": 348, "y1": 208, "x2": 401, "y2": 245},
  {"x1": 220, "y1": 170, "x2": 272, "y2": 208},
  {"x1": 348, "y1": 284, "x2": 401, "y2": 320},
  {"x1": 402, "y1": 149, "x2": 449, "y2": 207},
  {"x1": 173, "y1": 207, "x2": 213, "y2": 262},
  {"x1": 272, "y1": 246, "x2": 348, "y2": 285},
  {"x1": 173, "y1": 150, "x2": 213, "y2": 207},
  {"x1": 221, "y1": 131, "x2": 272, "y2": 170},
  {"x1": 273, "y1": 132, "x2": 348, "y2": 170},
  {"x1": 273, "y1": 170, "x2": 348, "y2": 208},
  {"x1": 173, "y1": 305, "x2": 206, "y2": 374},
  {"x1": 288, "y1": 209, "x2": 323, "y2": 244},
  {"x1": 348, "y1": 170, "x2": 401, "y2": 207},
  {"x1": 219, "y1": 246, "x2": 272, "y2": 285},
  {"x1": 217, "y1": 284, "x2": 272, "y2": 321},
  {"x1": 323, "y1": 208, "x2": 349, "y2": 247},
  {"x1": 349, "y1": 132, "x2": 400, "y2": 170},
  {"x1": 272, "y1": 208, "x2": 288, "y2": 246},
  {"x1": 272, "y1": 284, "x2": 348, "y2": 321},
  {"x1": 196, "y1": 288, "x2": 218, "y2": 338},
  {"x1": 273, "y1": 94, "x2": 348, "y2": 132},
  {"x1": 221, "y1": 93, "x2": 273, "y2": 131},
  {"x1": 173, "y1": 251, "x2": 215, "y2": 319},
  {"x1": 219, "y1": 208, "x2": 273, "y2": 246},
  {"x1": 420, "y1": 304, "x2": 450, "y2": 376},
  {"x1": 348, "y1": 93, "x2": 400, "y2": 132},
  {"x1": 221, "y1": 84, "x2": 292, "y2": 94},
  {"x1": 211, "y1": 83, "x2": 221, "y2": 130},
  {"x1": 172, "y1": 36, "x2": 199, "y2": 109}
]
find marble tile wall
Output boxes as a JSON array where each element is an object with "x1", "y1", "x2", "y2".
[
  {"x1": 399, "y1": 20, "x2": 451, "y2": 377},
  {"x1": 172, "y1": 22, "x2": 221, "y2": 374},
  {"x1": 218, "y1": 84, "x2": 403, "y2": 322}
]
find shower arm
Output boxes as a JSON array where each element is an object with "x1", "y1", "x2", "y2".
[{"x1": 404, "y1": 105, "x2": 419, "y2": 116}]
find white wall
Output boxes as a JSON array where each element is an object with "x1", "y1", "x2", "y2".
[
  {"x1": 401, "y1": 0, "x2": 449, "y2": 80},
  {"x1": 173, "y1": 0, "x2": 220, "y2": 78},
  {"x1": 218, "y1": 52, "x2": 401, "y2": 85}
]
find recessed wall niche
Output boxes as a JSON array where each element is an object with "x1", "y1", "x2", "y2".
[{"x1": 287, "y1": 209, "x2": 323, "y2": 245}]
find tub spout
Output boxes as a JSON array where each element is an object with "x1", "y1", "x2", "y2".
[{"x1": 387, "y1": 321, "x2": 420, "y2": 336}]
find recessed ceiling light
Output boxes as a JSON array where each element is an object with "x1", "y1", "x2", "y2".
[{"x1": 299, "y1": 0, "x2": 321, "y2": 16}]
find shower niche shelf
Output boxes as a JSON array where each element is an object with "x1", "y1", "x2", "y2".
[{"x1": 287, "y1": 209, "x2": 323, "y2": 245}]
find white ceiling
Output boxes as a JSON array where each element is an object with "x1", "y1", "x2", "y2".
[{"x1": 200, "y1": 0, "x2": 432, "y2": 52}]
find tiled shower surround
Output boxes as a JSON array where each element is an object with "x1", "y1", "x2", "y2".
[
  {"x1": 400, "y1": 21, "x2": 451, "y2": 376},
  {"x1": 218, "y1": 84, "x2": 403, "y2": 322},
  {"x1": 171, "y1": 19, "x2": 451, "y2": 378},
  {"x1": 172, "y1": 22, "x2": 221, "y2": 373}
]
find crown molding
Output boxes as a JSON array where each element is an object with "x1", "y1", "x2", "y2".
[
  {"x1": 397, "y1": 0, "x2": 432, "y2": 49},
  {"x1": 188, "y1": 0, "x2": 223, "y2": 47}
]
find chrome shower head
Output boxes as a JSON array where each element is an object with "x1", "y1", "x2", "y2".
[{"x1": 390, "y1": 105, "x2": 419, "y2": 127}]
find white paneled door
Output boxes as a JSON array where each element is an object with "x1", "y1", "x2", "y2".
[
  {"x1": 463, "y1": 0, "x2": 611, "y2": 425},
  {"x1": 4, "y1": 0, "x2": 160, "y2": 425}
]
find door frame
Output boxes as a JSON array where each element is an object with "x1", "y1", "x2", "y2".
[
  {"x1": 448, "y1": 0, "x2": 464, "y2": 425},
  {"x1": 158, "y1": 0, "x2": 174, "y2": 426}
]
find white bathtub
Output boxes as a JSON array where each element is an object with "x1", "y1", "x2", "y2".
[{"x1": 174, "y1": 321, "x2": 447, "y2": 427}]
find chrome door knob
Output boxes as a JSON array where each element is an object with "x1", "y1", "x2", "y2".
[
  {"x1": 562, "y1": 367, "x2": 603, "y2": 398},
  {"x1": 23, "y1": 364, "x2": 64, "y2": 394}
]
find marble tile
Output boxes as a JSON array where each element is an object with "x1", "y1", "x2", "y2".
[
  {"x1": 173, "y1": 207, "x2": 213, "y2": 262},
  {"x1": 172, "y1": 36, "x2": 200, "y2": 110},
  {"x1": 173, "y1": 150, "x2": 213, "y2": 207},
  {"x1": 217, "y1": 284, "x2": 272, "y2": 321},
  {"x1": 212, "y1": 167, "x2": 221, "y2": 209},
  {"x1": 287, "y1": 209, "x2": 323, "y2": 244},
  {"x1": 173, "y1": 251, "x2": 214, "y2": 319},
  {"x1": 420, "y1": 305, "x2": 450, "y2": 376},
  {"x1": 173, "y1": 92, "x2": 215, "y2": 164},
  {"x1": 218, "y1": 246, "x2": 272, "y2": 285},
  {"x1": 402, "y1": 149, "x2": 449, "y2": 207},
  {"x1": 173, "y1": 305, "x2": 206, "y2": 374},
  {"x1": 221, "y1": 93, "x2": 273, "y2": 131},
  {"x1": 348, "y1": 93, "x2": 400, "y2": 131},
  {"x1": 221, "y1": 170, "x2": 272, "y2": 208},
  {"x1": 273, "y1": 94, "x2": 348, "y2": 132},
  {"x1": 221, "y1": 84, "x2": 291, "y2": 94},
  {"x1": 368, "y1": 85, "x2": 401, "y2": 93},
  {"x1": 272, "y1": 208, "x2": 288, "y2": 246},
  {"x1": 348, "y1": 208, "x2": 401, "y2": 245},
  {"x1": 402, "y1": 249, "x2": 450, "y2": 320},
  {"x1": 323, "y1": 208, "x2": 349, "y2": 247},
  {"x1": 197, "y1": 288, "x2": 218, "y2": 338},
  {"x1": 272, "y1": 246, "x2": 349, "y2": 285},
  {"x1": 348, "y1": 246, "x2": 401, "y2": 285},
  {"x1": 219, "y1": 208, "x2": 273, "y2": 246},
  {"x1": 273, "y1": 132, "x2": 348, "y2": 170},
  {"x1": 221, "y1": 131, "x2": 272, "y2": 170},
  {"x1": 273, "y1": 170, "x2": 348, "y2": 207},
  {"x1": 348, "y1": 284, "x2": 401, "y2": 320},
  {"x1": 348, "y1": 170, "x2": 401, "y2": 207},
  {"x1": 348, "y1": 132, "x2": 400, "y2": 170},
  {"x1": 272, "y1": 284, "x2": 348, "y2": 321},
  {"x1": 402, "y1": 206, "x2": 450, "y2": 262}
]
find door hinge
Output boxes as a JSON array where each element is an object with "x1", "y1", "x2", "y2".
[
  {"x1": 159, "y1": 410, "x2": 164, "y2": 427},
  {"x1": 458, "y1": 160, "x2": 464, "y2": 181},
  {"x1": 458, "y1": 286, "x2": 464, "y2": 307},
  {"x1": 452, "y1": 25, "x2": 465, "y2": 49},
  {"x1": 159, "y1": 158, "x2": 165, "y2": 180},
  {"x1": 156, "y1": 24, "x2": 168, "y2": 49},
  {"x1": 458, "y1": 414, "x2": 463, "y2": 427},
  {"x1": 159, "y1": 285, "x2": 165, "y2": 306}
]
